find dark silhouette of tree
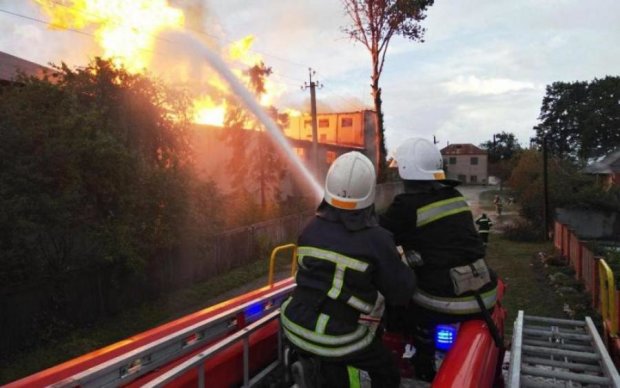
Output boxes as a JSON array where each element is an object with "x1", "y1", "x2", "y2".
[
  {"x1": 480, "y1": 131, "x2": 523, "y2": 190},
  {"x1": 0, "y1": 58, "x2": 223, "y2": 343},
  {"x1": 222, "y1": 62, "x2": 286, "y2": 221},
  {"x1": 342, "y1": 0, "x2": 434, "y2": 180},
  {"x1": 532, "y1": 76, "x2": 620, "y2": 161}
]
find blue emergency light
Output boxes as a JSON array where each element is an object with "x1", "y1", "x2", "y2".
[
  {"x1": 435, "y1": 324, "x2": 458, "y2": 351},
  {"x1": 244, "y1": 302, "x2": 264, "y2": 319}
]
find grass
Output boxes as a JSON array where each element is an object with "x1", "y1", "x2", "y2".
[
  {"x1": 0, "y1": 254, "x2": 293, "y2": 385},
  {"x1": 485, "y1": 236, "x2": 567, "y2": 339}
]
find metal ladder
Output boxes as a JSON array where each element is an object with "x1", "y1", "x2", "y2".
[{"x1": 508, "y1": 310, "x2": 620, "y2": 387}]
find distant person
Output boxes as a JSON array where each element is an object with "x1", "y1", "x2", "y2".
[
  {"x1": 493, "y1": 195, "x2": 503, "y2": 216},
  {"x1": 280, "y1": 151, "x2": 416, "y2": 388},
  {"x1": 380, "y1": 137, "x2": 499, "y2": 382},
  {"x1": 475, "y1": 213, "x2": 493, "y2": 246}
]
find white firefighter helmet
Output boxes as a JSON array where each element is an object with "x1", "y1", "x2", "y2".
[
  {"x1": 394, "y1": 137, "x2": 446, "y2": 181},
  {"x1": 324, "y1": 151, "x2": 376, "y2": 210}
]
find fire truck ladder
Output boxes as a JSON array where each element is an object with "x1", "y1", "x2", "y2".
[{"x1": 508, "y1": 310, "x2": 620, "y2": 387}]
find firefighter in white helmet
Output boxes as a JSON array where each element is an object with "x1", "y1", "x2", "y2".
[
  {"x1": 380, "y1": 138, "x2": 499, "y2": 382},
  {"x1": 281, "y1": 151, "x2": 416, "y2": 387}
]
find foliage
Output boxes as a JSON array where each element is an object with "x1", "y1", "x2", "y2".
[
  {"x1": 479, "y1": 131, "x2": 523, "y2": 188},
  {"x1": 222, "y1": 61, "x2": 288, "y2": 223},
  {"x1": 507, "y1": 150, "x2": 620, "y2": 228},
  {"x1": 480, "y1": 131, "x2": 523, "y2": 163},
  {"x1": 532, "y1": 76, "x2": 620, "y2": 161},
  {"x1": 0, "y1": 58, "x2": 224, "y2": 355},
  {"x1": 342, "y1": 0, "x2": 434, "y2": 180},
  {"x1": 502, "y1": 219, "x2": 545, "y2": 242}
]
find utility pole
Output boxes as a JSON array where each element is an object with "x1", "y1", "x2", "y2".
[
  {"x1": 543, "y1": 135, "x2": 550, "y2": 240},
  {"x1": 302, "y1": 68, "x2": 322, "y2": 177}
]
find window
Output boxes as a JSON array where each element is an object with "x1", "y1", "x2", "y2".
[
  {"x1": 470, "y1": 157, "x2": 479, "y2": 165},
  {"x1": 294, "y1": 147, "x2": 305, "y2": 160},
  {"x1": 449, "y1": 157, "x2": 457, "y2": 165},
  {"x1": 341, "y1": 117, "x2": 353, "y2": 127},
  {"x1": 304, "y1": 119, "x2": 312, "y2": 129},
  {"x1": 470, "y1": 175, "x2": 477, "y2": 183},
  {"x1": 319, "y1": 119, "x2": 329, "y2": 128},
  {"x1": 326, "y1": 151, "x2": 337, "y2": 164}
]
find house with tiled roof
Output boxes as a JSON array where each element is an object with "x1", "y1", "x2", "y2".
[{"x1": 441, "y1": 143, "x2": 488, "y2": 185}]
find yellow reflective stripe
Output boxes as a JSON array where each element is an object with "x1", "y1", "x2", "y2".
[
  {"x1": 298, "y1": 247, "x2": 369, "y2": 272},
  {"x1": 316, "y1": 313, "x2": 329, "y2": 334},
  {"x1": 417, "y1": 197, "x2": 470, "y2": 227},
  {"x1": 412, "y1": 287, "x2": 497, "y2": 315},
  {"x1": 348, "y1": 366, "x2": 361, "y2": 388},
  {"x1": 327, "y1": 264, "x2": 345, "y2": 299},
  {"x1": 281, "y1": 299, "x2": 369, "y2": 345},
  {"x1": 283, "y1": 324, "x2": 375, "y2": 358},
  {"x1": 347, "y1": 296, "x2": 373, "y2": 314}
]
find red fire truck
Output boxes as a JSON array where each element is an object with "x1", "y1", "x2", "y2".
[{"x1": 6, "y1": 245, "x2": 619, "y2": 387}]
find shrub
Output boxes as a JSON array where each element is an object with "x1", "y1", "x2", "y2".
[{"x1": 502, "y1": 219, "x2": 546, "y2": 242}]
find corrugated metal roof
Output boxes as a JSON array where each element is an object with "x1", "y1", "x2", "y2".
[
  {"x1": 583, "y1": 148, "x2": 620, "y2": 174},
  {"x1": 440, "y1": 143, "x2": 487, "y2": 155},
  {"x1": 0, "y1": 51, "x2": 51, "y2": 82}
]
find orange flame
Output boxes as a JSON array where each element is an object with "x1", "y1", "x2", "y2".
[
  {"x1": 34, "y1": 1, "x2": 287, "y2": 127},
  {"x1": 35, "y1": 0, "x2": 184, "y2": 73}
]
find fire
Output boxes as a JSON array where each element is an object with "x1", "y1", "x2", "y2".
[
  {"x1": 193, "y1": 96, "x2": 226, "y2": 126},
  {"x1": 34, "y1": 1, "x2": 287, "y2": 127},
  {"x1": 35, "y1": 0, "x2": 184, "y2": 73}
]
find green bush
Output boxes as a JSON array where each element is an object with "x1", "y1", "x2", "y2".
[{"x1": 502, "y1": 219, "x2": 546, "y2": 242}]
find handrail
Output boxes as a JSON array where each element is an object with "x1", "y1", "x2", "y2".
[
  {"x1": 50, "y1": 283, "x2": 295, "y2": 388},
  {"x1": 268, "y1": 243, "x2": 297, "y2": 287},
  {"x1": 598, "y1": 259, "x2": 618, "y2": 335},
  {"x1": 143, "y1": 309, "x2": 282, "y2": 388}
]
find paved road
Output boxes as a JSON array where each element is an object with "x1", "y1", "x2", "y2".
[{"x1": 459, "y1": 185, "x2": 519, "y2": 232}]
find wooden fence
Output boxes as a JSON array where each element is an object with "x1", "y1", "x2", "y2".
[{"x1": 554, "y1": 220, "x2": 620, "y2": 367}]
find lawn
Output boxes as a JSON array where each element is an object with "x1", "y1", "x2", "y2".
[{"x1": 485, "y1": 235, "x2": 567, "y2": 338}]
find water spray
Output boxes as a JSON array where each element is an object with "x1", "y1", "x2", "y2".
[{"x1": 163, "y1": 31, "x2": 323, "y2": 202}]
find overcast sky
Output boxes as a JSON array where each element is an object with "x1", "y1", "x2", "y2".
[{"x1": 1, "y1": 0, "x2": 619, "y2": 153}]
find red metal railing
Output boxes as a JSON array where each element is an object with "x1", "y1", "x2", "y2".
[{"x1": 554, "y1": 220, "x2": 620, "y2": 367}]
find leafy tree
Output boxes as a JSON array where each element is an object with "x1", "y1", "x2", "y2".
[
  {"x1": 342, "y1": 0, "x2": 434, "y2": 180},
  {"x1": 222, "y1": 62, "x2": 287, "y2": 221},
  {"x1": 0, "y1": 58, "x2": 222, "y2": 299},
  {"x1": 480, "y1": 131, "x2": 522, "y2": 163},
  {"x1": 532, "y1": 76, "x2": 620, "y2": 161},
  {"x1": 507, "y1": 149, "x2": 620, "y2": 231},
  {"x1": 480, "y1": 131, "x2": 522, "y2": 189}
]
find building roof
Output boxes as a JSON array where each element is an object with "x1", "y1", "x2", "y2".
[
  {"x1": 441, "y1": 143, "x2": 487, "y2": 156},
  {"x1": 583, "y1": 148, "x2": 620, "y2": 175},
  {"x1": 0, "y1": 51, "x2": 51, "y2": 82}
]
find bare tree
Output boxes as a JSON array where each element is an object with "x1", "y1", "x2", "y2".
[{"x1": 342, "y1": 0, "x2": 434, "y2": 180}]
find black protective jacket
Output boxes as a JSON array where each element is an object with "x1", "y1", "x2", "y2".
[
  {"x1": 380, "y1": 182, "x2": 496, "y2": 299},
  {"x1": 281, "y1": 201, "x2": 416, "y2": 358}
]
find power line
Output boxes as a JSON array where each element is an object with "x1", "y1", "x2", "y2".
[{"x1": 44, "y1": 0, "x2": 311, "y2": 70}]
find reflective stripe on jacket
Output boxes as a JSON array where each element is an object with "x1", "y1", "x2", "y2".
[
  {"x1": 281, "y1": 209, "x2": 416, "y2": 358},
  {"x1": 379, "y1": 183, "x2": 492, "y2": 299},
  {"x1": 411, "y1": 286, "x2": 497, "y2": 315},
  {"x1": 281, "y1": 298, "x2": 377, "y2": 357}
]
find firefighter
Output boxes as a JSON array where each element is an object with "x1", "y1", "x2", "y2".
[
  {"x1": 380, "y1": 138, "x2": 498, "y2": 382},
  {"x1": 475, "y1": 213, "x2": 493, "y2": 246},
  {"x1": 281, "y1": 151, "x2": 416, "y2": 388}
]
